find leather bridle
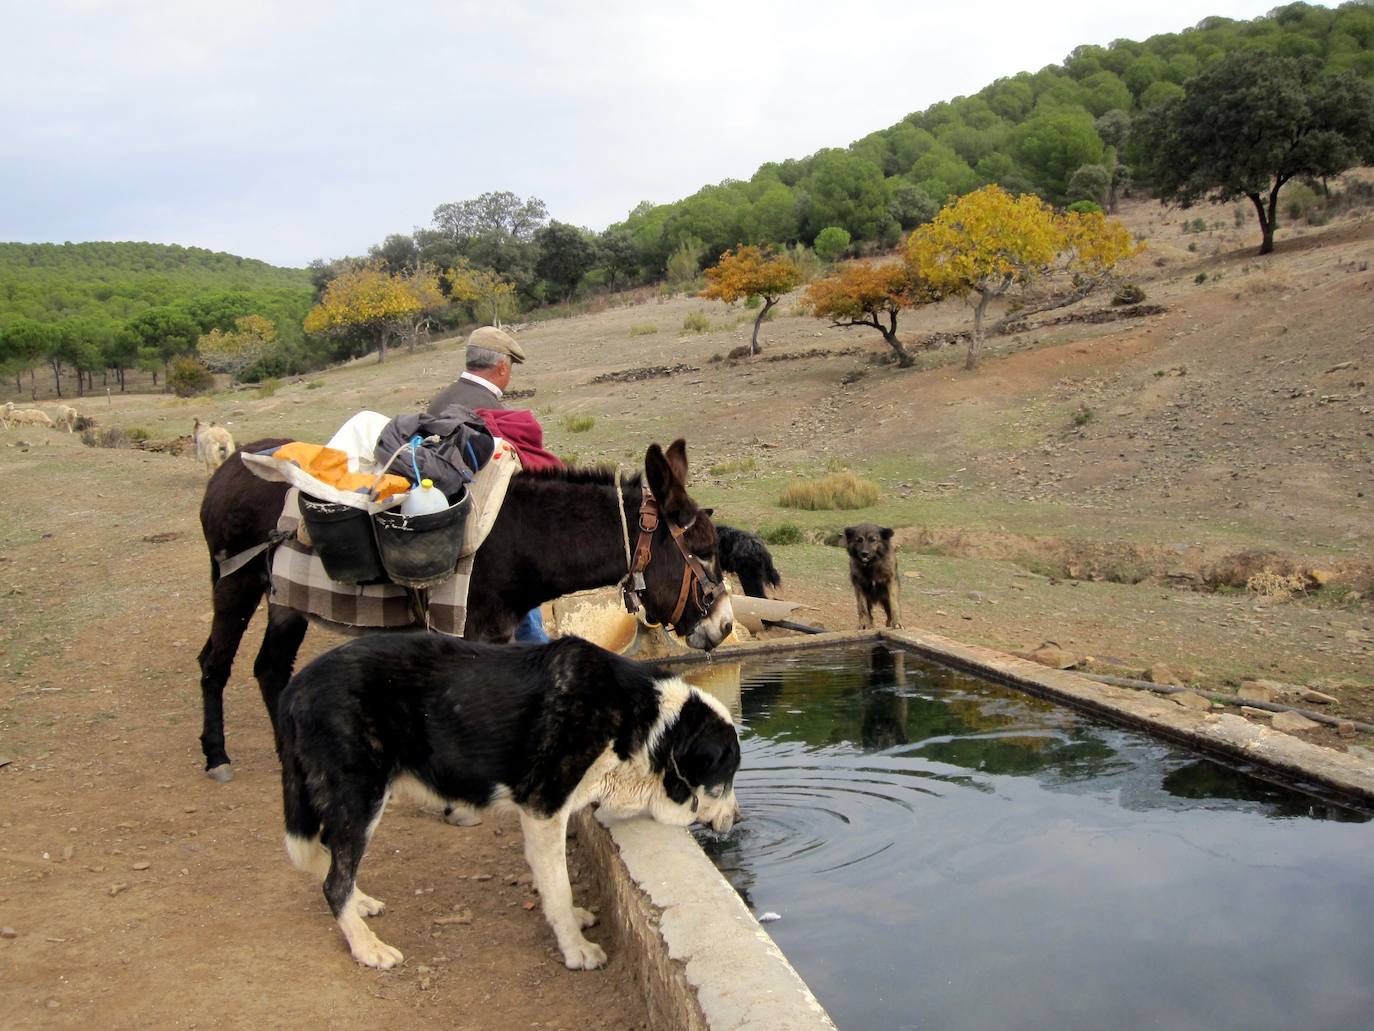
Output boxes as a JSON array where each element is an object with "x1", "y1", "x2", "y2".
[{"x1": 620, "y1": 487, "x2": 726, "y2": 630}]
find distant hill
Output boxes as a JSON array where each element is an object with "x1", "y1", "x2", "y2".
[
  {"x1": 0, "y1": 241, "x2": 312, "y2": 326},
  {"x1": 609, "y1": 3, "x2": 1374, "y2": 268}
]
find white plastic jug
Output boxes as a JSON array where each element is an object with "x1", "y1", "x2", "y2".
[{"x1": 399, "y1": 478, "x2": 448, "y2": 516}]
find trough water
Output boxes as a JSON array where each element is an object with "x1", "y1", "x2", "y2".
[{"x1": 680, "y1": 644, "x2": 1374, "y2": 1031}]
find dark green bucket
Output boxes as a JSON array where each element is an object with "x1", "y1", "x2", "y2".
[{"x1": 372, "y1": 486, "x2": 472, "y2": 589}]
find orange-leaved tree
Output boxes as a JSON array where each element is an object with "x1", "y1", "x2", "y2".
[
  {"x1": 701, "y1": 245, "x2": 802, "y2": 356},
  {"x1": 303, "y1": 263, "x2": 443, "y2": 363},
  {"x1": 906, "y1": 186, "x2": 1064, "y2": 371},
  {"x1": 803, "y1": 260, "x2": 942, "y2": 368}
]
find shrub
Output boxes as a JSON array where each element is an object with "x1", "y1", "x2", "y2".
[
  {"x1": 628, "y1": 323, "x2": 658, "y2": 336},
  {"x1": 779, "y1": 470, "x2": 880, "y2": 510},
  {"x1": 666, "y1": 237, "x2": 706, "y2": 287},
  {"x1": 256, "y1": 377, "x2": 281, "y2": 398},
  {"x1": 127, "y1": 426, "x2": 150, "y2": 443},
  {"x1": 742, "y1": 295, "x2": 761, "y2": 309},
  {"x1": 168, "y1": 356, "x2": 214, "y2": 397},
  {"x1": 813, "y1": 226, "x2": 852, "y2": 262},
  {"x1": 306, "y1": 379, "x2": 324, "y2": 389},
  {"x1": 562, "y1": 414, "x2": 596, "y2": 433},
  {"x1": 1072, "y1": 404, "x2": 1094, "y2": 426},
  {"x1": 760, "y1": 523, "x2": 804, "y2": 546},
  {"x1": 1194, "y1": 272, "x2": 1208, "y2": 284},
  {"x1": 682, "y1": 311, "x2": 710, "y2": 333},
  {"x1": 784, "y1": 243, "x2": 823, "y2": 283},
  {"x1": 1280, "y1": 181, "x2": 1319, "y2": 221},
  {"x1": 1112, "y1": 283, "x2": 1146, "y2": 305},
  {"x1": 1066, "y1": 200, "x2": 1103, "y2": 215},
  {"x1": 81, "y1": 426, "x2": 127, "y2": 448}
]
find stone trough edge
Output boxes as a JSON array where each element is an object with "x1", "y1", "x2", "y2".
[{"x1": 578, "y1": 624, "x2": 1373, "y2": 1030}]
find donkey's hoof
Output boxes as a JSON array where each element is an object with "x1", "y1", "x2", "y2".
[{"x1": 206, "y1": 764, "x2": 234, "y2": 783}]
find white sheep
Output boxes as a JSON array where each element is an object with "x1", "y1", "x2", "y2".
[
  {"x1": 50, "y1": 404, "x2": 79, "y2": 432},
  {"x1": 193, "y1": 417, "x2": 235, "y2": 478},
  {"x1": 3, "y1": 402, "x2": 56, "y2": 429}
]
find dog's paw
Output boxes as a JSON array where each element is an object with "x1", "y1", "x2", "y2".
[
  {"x1": 443, "y1": 806, "x2": 482, "y2": 827},
  {"x1": 561, "y1": 936, "x2": 607, "y2": 970},
  {"x1": 572, "y1": 906, "x2": 598, "y2": 929},
  {"x1": 354, "y1": 890, "x2": 386, "y2": 917},
  {"x1": 351, "y1": 935, "x2": 403, "y2": 969}
]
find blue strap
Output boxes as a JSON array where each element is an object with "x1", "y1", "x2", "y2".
[{"x1": 409, "y1": 434, "x2": 423, "y2": 487}]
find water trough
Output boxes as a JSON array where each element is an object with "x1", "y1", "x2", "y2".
[{"x1": 574, "y1": 626, "x2": 1374, "y2": 1030}]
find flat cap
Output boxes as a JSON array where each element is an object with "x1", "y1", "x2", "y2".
[{"x1": 466, "y1": 325, "x2": 526, "y2": 364}]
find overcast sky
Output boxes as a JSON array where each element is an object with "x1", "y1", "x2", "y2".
[{"x1": 1, "y1": 0, "x2": 1285, "y2": 267}]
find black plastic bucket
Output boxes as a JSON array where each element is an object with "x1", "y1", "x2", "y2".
[
  {"x1": 298, "y1": 494, "x2": 387, "y2": 585},
  {"x1": 372, "y1": 486, "x2": 472, "y2": 589}
]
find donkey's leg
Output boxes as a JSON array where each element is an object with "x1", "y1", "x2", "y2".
[
  {"x1": 197, "y1": 568, "x2": 265, "y2": 780},
  {"x1": 253, "y1": 603, "x2": 309, "y2": 748}
]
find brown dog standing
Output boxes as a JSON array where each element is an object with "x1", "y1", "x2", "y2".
[{"x1": 844, "y1": 524, "x2": 902, "y2": 629}]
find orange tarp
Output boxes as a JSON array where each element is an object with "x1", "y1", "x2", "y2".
[{"x1": 271, "y1": 442, "x2": 411, "y2": 500}]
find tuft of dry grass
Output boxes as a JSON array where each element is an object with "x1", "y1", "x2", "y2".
[
  {"x1": 779, "y1": 470, "x2": 880, "y2": 510},
  {"x1": 1246, "y1": 569, "x2": 1307, "y2": 602}
]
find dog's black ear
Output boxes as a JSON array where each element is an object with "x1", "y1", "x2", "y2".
[
  {"x1": 880, "y1": 527, "x2": 894, "y2": 540},
  {"x1": 844, "y1": 526, "x2": 857, "y2": 541}
]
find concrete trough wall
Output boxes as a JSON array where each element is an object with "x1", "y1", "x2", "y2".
[{"x1": 581, "y1": 626, "x2": 1373, "y2": 1030}]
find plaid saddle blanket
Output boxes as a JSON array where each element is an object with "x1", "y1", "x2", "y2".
[{"x1": 270, "y1": 488, "x2": 475, "y2": 636}]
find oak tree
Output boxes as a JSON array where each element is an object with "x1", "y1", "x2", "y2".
[{"x1": 1135, "y1": 52, "x2": 1374, "y2": 254}]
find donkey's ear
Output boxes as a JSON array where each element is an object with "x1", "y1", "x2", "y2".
[
  {"x1": 701, "y1": 507, "x2": 714, "y2": 519},
  {"x1": 665, "y1": 439, "x2": 689, "y2": 485},
  {"x1": 645, "y1": 443, "x2": 672, "y2": 501}
]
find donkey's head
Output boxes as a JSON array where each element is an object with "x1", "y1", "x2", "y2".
[{"x1": 639, "y1": 439, "x2": 734, "y2": 651}]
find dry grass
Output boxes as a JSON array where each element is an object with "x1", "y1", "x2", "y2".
[
  {"x1": 778, "y1": 470, "x2": 880, "y2": 510},
  {"x1": 1234, "y1": 269, "x2": 1293, "y2": 296},
  {"x1": 1246, "y1": 569, "x2": 1308, "y2": 601}
]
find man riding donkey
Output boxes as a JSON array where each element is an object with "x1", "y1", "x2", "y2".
[{"x1": 429, "y1": 325, "x2": 560, "y2": 641}]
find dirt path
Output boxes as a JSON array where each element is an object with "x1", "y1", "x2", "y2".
[{"x1": 0, "y1": 443, "x2": 648, "y2": 1030}]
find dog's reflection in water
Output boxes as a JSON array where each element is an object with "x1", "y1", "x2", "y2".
[{"x1": 861, "y1": 645, "x2": 909, "y2": 751}]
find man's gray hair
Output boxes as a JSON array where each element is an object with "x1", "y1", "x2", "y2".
[{"x1": 466, "y1": 345, "x2": 509, "y2": 371}]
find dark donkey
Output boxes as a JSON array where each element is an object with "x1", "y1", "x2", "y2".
[{"x1": 196, "y1": 438, "x2": 734, "y2": 780}]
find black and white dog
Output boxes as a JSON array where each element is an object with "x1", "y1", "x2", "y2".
[
  {"x1": 278, "y1": 632, "x2": 740, "y2": 970},
  {"x1": 716, "y1": 524, "x2": 782, "y2": 599}
]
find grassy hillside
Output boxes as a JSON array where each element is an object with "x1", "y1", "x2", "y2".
[{"x1": 0, "y1": 241, "x2": 311, "y2": 325}]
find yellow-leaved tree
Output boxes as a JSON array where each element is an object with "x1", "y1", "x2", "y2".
[
  {"x1": 803, "y1": 261, "x2": 943, "y2": 368},
  {"x1": 907, "y1": 186, "x2": 1139, "y2": 370},
  {"x1": 447, "y1": 259, "x2": 517, "y2": 326},
  {"x1": 303, "y1": 263, "x2": 443, "y2": 363},
  {"x1": 196, "y1": 314, "x2": 277, "y2": 383},
  {"x1": 907, "y1": 186, "x2": 1063, "y2": 371},
  {"x1": 701, "y1": 245, "x2": 802, "y2": 356}
]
